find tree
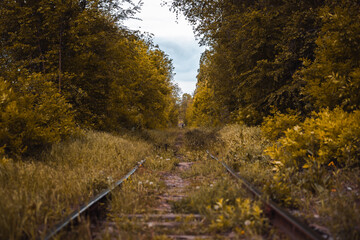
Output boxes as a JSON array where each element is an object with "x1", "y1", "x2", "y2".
[
  {"x1": 180, "y1": 93, "x2": 192, "y2": 124},
  {"x1": 170, "y1": 0, "x2": 324, "y2": 125},
  {"x1": 299, "y1": 0, "x2": 360, "y2": 111},
  {"x1": 0, "y1": 0, "x2": 179, "y2": 157},
  {"x1": 0, "y1": 0, "x2": 143, "y2": 129},
  {"x1": 106, "y1": 38, "x2": 177, "y2": 129}
]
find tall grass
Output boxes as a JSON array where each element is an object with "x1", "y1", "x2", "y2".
[
  {"x1": 0, "y1": 130, "x2": 151, "y2": 240},
  {"x1": 214, "y1": 124, "x2": 360, "y2": 239}
]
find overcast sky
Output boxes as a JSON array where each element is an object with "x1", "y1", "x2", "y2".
[{"x1": 123, "y1": 0, "x2": 205, "y2": 95}]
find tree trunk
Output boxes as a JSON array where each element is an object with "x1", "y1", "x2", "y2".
[{"x1": 59, "y1": 28, "x2": 62, "y2": 93}]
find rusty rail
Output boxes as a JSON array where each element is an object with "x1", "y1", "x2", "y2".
[
  {"x1": 206, "y1": 151, "x2": 323, "y2": 240},
  {"x1": 43, "y1": 159, "x2": 145, "y2": 240}
]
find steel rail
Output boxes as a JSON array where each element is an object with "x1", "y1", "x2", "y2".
[
  {"x1": 43, "y1": 159, "x2": 145, "y2": 240},
  {"x1": 206, "y1": 151, "x2": 323, "y2": 240}
]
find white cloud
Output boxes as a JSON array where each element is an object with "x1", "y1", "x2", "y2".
[
  {"x1": 123, "y1": 0, "x2": 205, "y2": 94},
  {"x1": 177, "y1": 80, "x2": 197, "y2": 95}
]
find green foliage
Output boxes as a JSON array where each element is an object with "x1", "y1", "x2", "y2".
[
  {"x1": 265, "y1": 108, "x2": 360, "y2": 168},
  {"x1": 0, "y1": 75, "x2": 77, "y2": 157}
]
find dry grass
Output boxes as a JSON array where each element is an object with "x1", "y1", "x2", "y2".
[
  {"x1": 2, "y1": 126, "x2": 358, "y2": 239},
  {"x1": 105, "y1": 128, "x2": 270, "y2": 239},
  {"x1": 213, "y1": 124, "x2": 360, "y2": 239},
  {"x1": 0, "y1": 130, "x2": 151, "y2": 240}
]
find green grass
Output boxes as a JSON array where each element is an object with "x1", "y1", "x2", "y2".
[{"x1": 0, "y1": 130, "x2": 152, "y2": 240}]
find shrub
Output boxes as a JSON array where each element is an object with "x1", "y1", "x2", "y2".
[
  {"x1": 265, "y1": 108, "x2": 360, "y2": 168},
  {"x1": 261, "y1": 110, "x2": 301, "y2": 141},
  {"x1": 232, "y1": 106, "x2": 263, "y2": 126},
  {"x1": 0, "y1": 74, "x2": 77, "y2": 157}
]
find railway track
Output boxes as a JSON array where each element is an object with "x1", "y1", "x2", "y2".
[
  {"x1": 207, "y1": 151, "x2": 323, "y2": 240},
  {"x1": 43, "y1": 135, "x2": 324, "y2": 240},
  {"x1": 43, "y1": 159, "x2": 145, "y2": 240}
]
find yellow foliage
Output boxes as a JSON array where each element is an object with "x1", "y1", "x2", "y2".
[
  {"x1": 261, "y1": 110, "x2": 301, "y2": 141},
  {"x1": 208, "y1": 197, "x2": 266, "y2": 234},
  {"x1": 265, "y1": 108, "x2": 360, "y2": 167},
  {"x1": 0, "y1": 75, "x2": 77, "y2": 157},
  {"x1": 191, "y1": 81, "x2": 220, "y2": 127}
]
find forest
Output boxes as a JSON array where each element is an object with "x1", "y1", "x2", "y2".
[
  {"x1": 176, "y1": 0, "x2": 360, "y2": 127},
  {"x1": 0, "y1": 0, "x2": 359, "y2": 239},
  {"x1": 0, "y1": 0, "x2": 179, "y2": 157}
]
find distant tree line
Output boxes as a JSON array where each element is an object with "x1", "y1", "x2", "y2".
[
  {"x1": 173, "y1": 0, "x2": 360, "y2": 126},
  {"x1": 0, "y1": 0, "x2": 179, "y2": 157}
]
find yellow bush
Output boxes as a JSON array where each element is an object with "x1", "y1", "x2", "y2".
[
  {"x1": 265, "y1": 108, "x2": 360, "y2": 168},
  {"x1": 261, "y1": 110, "x2": 301, "y2": 141},
  {"x1": 0, "y1": 74, "x2": 77, "y2": 157}
]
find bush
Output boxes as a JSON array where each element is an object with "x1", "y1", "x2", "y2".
[
  {"x1": 261, "y1": 110, "x2": 301, "y2": 141},
  {"x1": 0, "y1": 74, "x2": 77, "y2": 157},
  {"x1": 265, "y1": 108, "x2": 360, "y2": 168}
]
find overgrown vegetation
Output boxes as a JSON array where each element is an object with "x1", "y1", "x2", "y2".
[
  {"x1": 0, "y1": 0, "x2": 179, "y2": 157},
  {"x1": 184, "y1": 128, "x2": 219, "y2": 151},
  {"x1": 172, "y1": 0, "x2": 360, "y2": 238},
  {"x1": 172, "y1": 133, "x2": 271, "y2": 239},
  {"x1": 209, "y1": 125, "x2": 360, "y2": 239},
  {"x1": 264, "y1": 108, "x2": 360, "y2": 168},
  {"x1": 0, "y1": 131, "x2": 151, "y2": 239},
  {"x1": 1, "y1": 0, "x2": 359, "y2": 239},
  {"x1": 0, "y1": 74, "x2": 77, "y2": 157},
  {"x1": 175, "y1": 0, "x2": 360, "y2": 125}
]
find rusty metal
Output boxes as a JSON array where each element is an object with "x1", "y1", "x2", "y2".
[
  {"x1": 206, "y1": 151, "x2": 322, "y2": 240},
  {"x1": 43, "y1": 159, "x2": 145, "y2": 240}
]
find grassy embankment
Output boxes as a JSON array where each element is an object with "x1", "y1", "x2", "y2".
[{"x1": 0, "y1": 130, "x2": 156, "y2": 240}]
